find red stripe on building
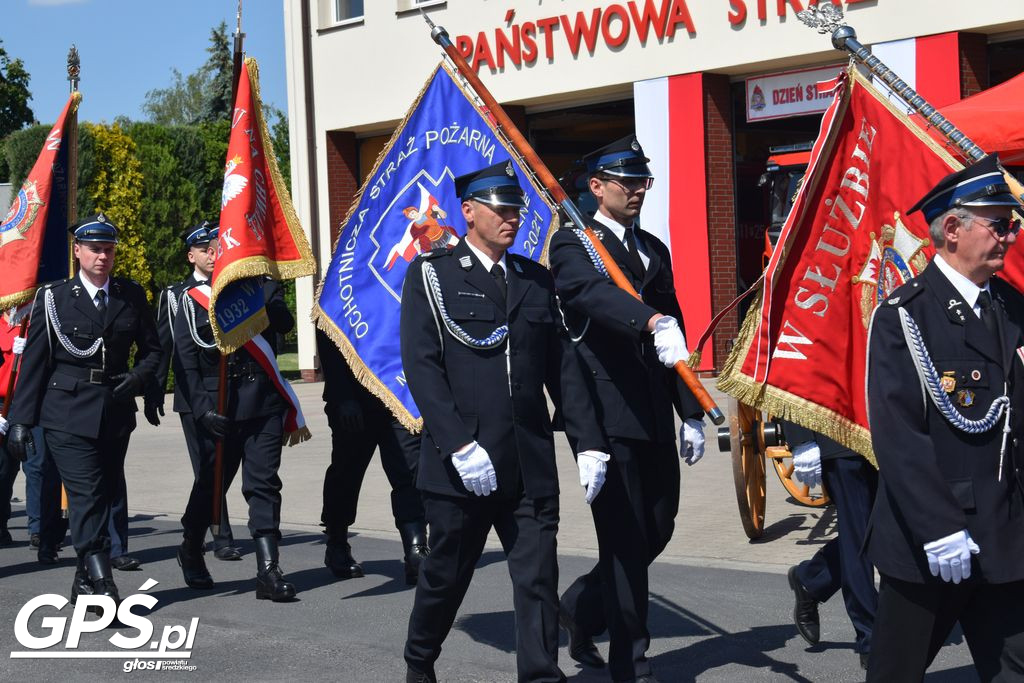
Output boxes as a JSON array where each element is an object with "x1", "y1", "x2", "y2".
[
  {"x1": 668, "y1": 72, "x2": 714, "y2": 370},
  {"x1": 916, "y1": 32, "x2": 961, "y2": 108}
]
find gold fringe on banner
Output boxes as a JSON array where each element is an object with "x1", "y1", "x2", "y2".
[
  {"x1": 211, "y1": 58, "x2": 317, "y2": 353},
  {"x1": 312, "y1": 60, "x2": 561, "y2": 432},
  {"x1": 717, "y1": 68, "x2": 970, "y2": 468},
  {"x1": 310, "y1": 63, "x2": 442, "y2": 434},
  {"x1": 284, "y1": 425, "x2": 313, "y2": 447}
]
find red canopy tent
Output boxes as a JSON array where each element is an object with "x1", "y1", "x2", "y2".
[{"x1": 918, "y1": 71, "x2": 1024, "y2": 164}]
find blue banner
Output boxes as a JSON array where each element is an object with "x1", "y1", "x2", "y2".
[{"x1": 313, "y1": 64, "x2": 557, "y2": 430}]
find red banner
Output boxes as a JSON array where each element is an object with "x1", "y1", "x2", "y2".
[
  {"x1": 211, "y1": 57, "x2": 315, "y2": 353},
  {"x1": 0, "y1": 92, "x2": 81, "y2": 309},
  {"x1": 717, "y1": 69, "x2": 962, "y2": 461}
]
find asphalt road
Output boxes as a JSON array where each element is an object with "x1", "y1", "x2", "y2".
[{"x1": 0, "y1": 380, "x2": 977, "y2": 681}]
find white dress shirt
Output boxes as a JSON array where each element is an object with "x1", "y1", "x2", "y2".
[
  {"x1": 592, "y1": 210, "x2": 650, "y2": 269},
  {"x1": 79, "y1": 276, "x2": 110, "y2": 311},
  {"x1": 933, "y1": 253, "x2": 990, "y2": 319}
]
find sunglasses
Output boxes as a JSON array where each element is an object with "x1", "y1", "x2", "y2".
[
  {"x1": 598, "y1": 175, "x2": 654, "y2": 192},
  {"x1": 974, "y1": 215, "x2": 1022, "y2": 238}
]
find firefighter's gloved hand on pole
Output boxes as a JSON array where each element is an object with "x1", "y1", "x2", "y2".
[{"x1": 653, "y1": 315, "x2": 689, "y2": 367}]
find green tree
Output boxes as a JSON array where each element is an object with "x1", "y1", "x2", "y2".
[
  {"x1": 142, "y1": 22, "x2": 234, "y2": 127},
  {"x1": 198, "y1": 21, "x2": 233, "y2": 124},
  {"x1": 0, "y1": 41, "x2": 34, "y2": 182},
  {"x1": 141, "y1": 68, "x2": 207, "y2": 127},
  {"x1": 0, "y1": 41, "x2": 34, "y2": 140},
  {"x1": 126, "y1": 122, "x2": 203, "y2": 297}
]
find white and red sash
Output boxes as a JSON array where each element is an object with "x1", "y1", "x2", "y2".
[{"x1": 188, "y1": 284, "x2": 311, "y2": 445}]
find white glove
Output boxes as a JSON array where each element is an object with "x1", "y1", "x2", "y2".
[
  {"x1": 680, "y1": 418, "x2": 706, "y2": 465},
  {"x1": 577, "y1": 450, "x2": 610, "y2": 505},
  {"x1": 653, "y1": 316, "x2": 689, "y2": 368},
  {"x1": 0, "y1": 415, "x2": 8, "y2": 437},
  {"x1": 450, "y1": 441, "x2": 497, "y2": 496},
  {"x1": 791, "y1": 441, "x2": 822, "y2": 488},
  {"x1": 923, "y1": 530, "x2": 980, "y2": 584},
  {"x1": 11, "y1": 336, "x2": 26, "y2": 355}
]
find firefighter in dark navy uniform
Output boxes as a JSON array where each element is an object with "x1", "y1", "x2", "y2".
[
  {"x1": 316, "y1": 327, "x2": 429, "y2": 585},
  {"x1": 145, "y1": 221, "x2": 240, "y2": 561},
  {"x1": 865, "y1": 155, "x2": 1024, "y2": 681},
  {"x1": 548, "y1": 135, "x2": 706, "y2": 682},
  {"x1": 401, "y1": 161, "x2": 608, "y2": 683},
  {"x1": 7, "y1": 214, "x2": 161, "y2": 605},
  {"x1": 171, "y1": 268, "x2": 297, "y2": 602}
]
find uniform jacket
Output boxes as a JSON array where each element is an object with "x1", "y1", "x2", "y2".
[
  {"x1": 400, "y1": 239, "x2": 606, "y2": 500},
  {"x1": 8, "y1": 273, "x2": 161, "y2": 440},
  {"x1": 172, "y1": 278, "x2": 294, "y2": 421},
  {"x1": 146, "y1": 272, "x2": 202, "y2": 414},
  {"x1": 548, "y1": 217, "x2": 702, "y2": 443},
  {"x1": 866, "y1": 260, "x2": 1024, "y2": 584},
  {"x1": 316, "y1": 327, "x2": 384, "y2": 415}
]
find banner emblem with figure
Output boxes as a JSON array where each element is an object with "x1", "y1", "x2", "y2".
[{"x1": 313, "y1": 63, "x2": 558, "y2": 430}]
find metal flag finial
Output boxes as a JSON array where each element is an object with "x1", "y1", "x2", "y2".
[
  {"x1": 796, "y1": 4, "x2": 846, "y2": 34},
  {"x1": 67, "y1": 44, "x2": 80, "y2": 92}
]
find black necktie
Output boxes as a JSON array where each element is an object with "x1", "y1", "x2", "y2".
[
  {"x1": 978, "y1": 290, "x2": 998, "y2": 337},
  {"x1": 95, "y1": 289, "x2": 107, "y2": 317},
  {"x1": 624, "y1": 229, "x2": 645, "y2": 279},
  {"x1": 490, "y1": 263, "x2": 507, "y2": 307}
]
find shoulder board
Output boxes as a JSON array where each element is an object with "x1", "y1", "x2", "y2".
[
  {"x1": 113, "y1": 276, "x2": 141, "y2": 287},
  {"x1": 881, "y1": 279, "x2": 924, "y2": 307},
  {"x1": 43, "y1": 278, "x2": 70, "y2": 290},
  {"x1": 419, "y1": 247, "x2": 449, "y2": 260}
]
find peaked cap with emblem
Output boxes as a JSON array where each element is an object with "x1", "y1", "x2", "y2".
[
  {"x1": 182, "y1": 220, "x2": 217, "y2": 248},
  {"x1": 454, "y1": 160, "x2": 526, "y2": 208},
  {"x1": 908, "y1": 154, "x2": 1020, "y2": 223},
  {"x1": 584, "y1": 134, "x2": 653, "y2": 179},
  {"x1": 69, "y1": 213, "x2": 118, "y2": 243}
]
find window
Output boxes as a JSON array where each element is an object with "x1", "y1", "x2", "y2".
[
  {"x1": 396, "y1": 0, "x2": 445, "y2": 12},
  {"x1": 335, "y1": 0, "x2": 364, "y2": 22}
]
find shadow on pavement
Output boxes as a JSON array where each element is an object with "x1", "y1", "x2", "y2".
[{"x1": 643, "y1": 591, "x2": 813, "y2": 682}]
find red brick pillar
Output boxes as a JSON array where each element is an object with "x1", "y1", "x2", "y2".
[
  {"x1": 958, "y1": 32, "x2": 989, "y2": 97},
  {"x1": 325, "y1": 130, "x2": 359, "y2": 247},
  {"x1": 703, "y1": 73, "x2": 737, "y2": 372}
]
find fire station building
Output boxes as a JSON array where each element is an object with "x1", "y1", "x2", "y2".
[{"x1": 282, "y1": 0, "x2": 1024, "y2": 378}]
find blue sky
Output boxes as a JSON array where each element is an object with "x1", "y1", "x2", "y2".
[{"x1": 1, "y1": 0, "x2": 287, "y2": 125}]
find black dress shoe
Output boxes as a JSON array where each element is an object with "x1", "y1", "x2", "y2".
[
  {"x1": 177, "y1": 541, "x2": 215, "y2": 589},
  {"x1": 399, "y1": 521, "x2": 430, "y2": 586},
  {"x1": 30, "y1": 533, "x2": 41, "y2": 549},
  {"x1": 860, "y1": 652, "x2": 869, "y2": 670},
  {"x1": 559, "y1": 606, "x2": 605, "y2": 668},
  {"x1": 112, "y1": 555, "x2": 141, "y2": 571},
  {"x1": 37, "y1": 548, "x2": 59, "y2": 565},
  {"x1": 85, "y1": 553, "x2": 120, "y2": 608},
  {"x1": 324, "y1": 540, "x2": 363, "y2": 580},
  {"x1": 788, "y1": 566, "x2": 820, "y2": 645},
  {"x1": 636, "y1": 676, "x2": 661, "y2": 683},
  {"x1": 213, "y1": 545, "x2": 242, "y2": 561},
  {"x1": 254, "y1": 537, "x2": 296, "y2": 602},
  {"x1": 70, "y1": 567, "x2": 94, "y2": 604},
  {"x1": 406, "y1": 667, "x2": 437, "y2": 683},
  {"x1": 0, "y1": 528, "x2": 12, "y2": 547}
]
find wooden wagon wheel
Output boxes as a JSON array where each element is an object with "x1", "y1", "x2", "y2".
[
  {"x1": 720, "y1": 400, "x2": 766, "y2": 539},
  {"x1": 717, "y1": 401, "x2": 832, "y2": 540},
  {"x1": 766, "y1": 445, "x2": 831, "y2": 508}
]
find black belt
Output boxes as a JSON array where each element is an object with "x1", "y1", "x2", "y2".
[
  {"x1": 200, "y1": 361, "x2": 263, "y2": 380},
  {"x1": 52, "y1": 364, "x2": 127, "y2": 386},
  {"x1": 228, "y1": 361, "x2": 263, "y2": 379}
]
